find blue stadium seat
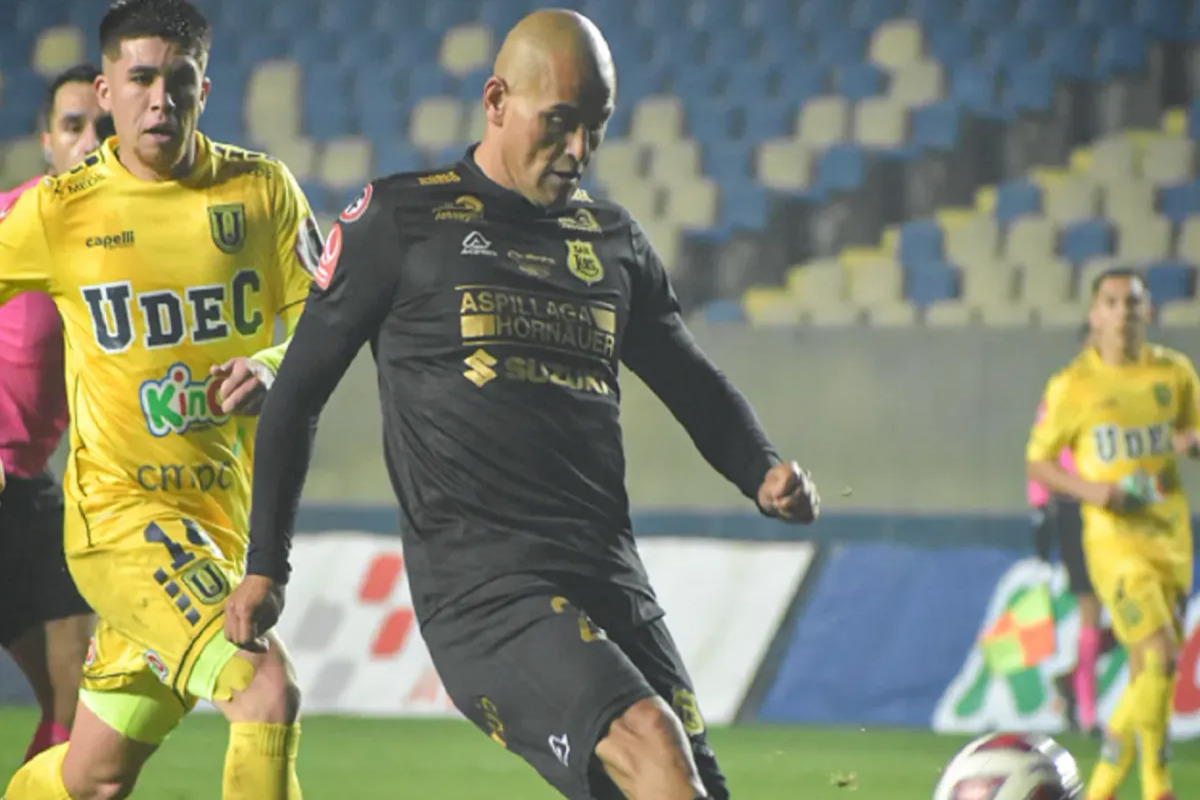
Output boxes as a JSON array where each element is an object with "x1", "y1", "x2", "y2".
[
  {"x1": 798, "y1": 0, "x2": 848, "y2": 27},
  {"x1": 358, "y1": 100, "x2": 408, "y2": 143},
  {"x1": 836, "y1": 63, "x2": 886, "y2": 103},
  {"x1": 908, "y1": 0, "x2": 957, "y2": 26},
  {"x1": 813, "y1": 28, "x2": 867, "y2": 69},
  {"x1": 706, "y1": 28, "x2": 756, "y2": 68},
  {"x1": 718, "y1": 184, "x2": 771, "y2": 232},
  {"x1": 1134, "y1": 0, "x2": 1186, "y2": 41},
  {"x1": 289, "y1": 30, "x2": 344, "y2": 67},
  {"x1": 693, "y1": 0, "x2": 745, "y2": 32},
  {"x1": 950, "y1": 64, "x2": 1001, "y2": 118},
  {"x1": 911, "y1": 101, "x2": 962, "y2": 151},
  {"x1": 15, "y1": 3, "x2": 68, "y2": 35},
  {"x1": 481, "y1": 0, "x2": 537, "y2": 34},
  {"x1": 424, "y1": 0, "x2": 483, "y2": 30},
  {"x1": 400, "y1": 63, "x2": 459, "y2": 100},
  {"x1": 899, "y1": 220, "x2": 945, "y2": 267},
  {"x1": 375, "y1": 141, "x2": 424, "y2": 177},
  {"x1": 688, "y1": 104, "x2": 735, "y2": 145},
  {"x1": 266, "y1": 0, "x2": 319, "y2": 34},
  {"x1": 1015, "y1": 0, "x2": 1072, "y2": 26},
  {"x1": 720, "y1": 62, "x2": 773, "y2": 101},
  {"x1": 635, "y1": 0, "x2": 689, "y2": 28},
  {"x1": 1040, "y1": 27, "x2": 1095, "y2": 82},
  {"x1": 66, "y1": 0, "x2": 107, "y2": 37},
  {"x1": 1095, "y1": 26, "x2": 1148, "y2": 77},
  {"x1": 926, "y1": 27, "x2": 976, "y2": 69},
  {"x1": 850, "y1": 0, "x2": 906, "y2": 27},
  {"x1": 773, "y1": 62, "x2": 828, "y2": 104},
  {"x1": 1190, "y1": 98, "x2": 1200, "y2": 145},
  {"x1": 744, "y1": 0, "x2": 796, "y2": 27},
  {"x1": 813, "y1": 144, "x2": 867, "y2": 196},
  {"x1": 671, "y1": 64, "x2": 723, "y2": 102},
  {"x1": 1145, "y1": 261, "x2": 1194, "y2": 304},
  {"x1": 608, "y1": 27, "x2": 657, "y2": 68},
  {"x1": 703, "y1": 140, "x2": 756, "y2": 187},
  {"x1": 1158, "y1": 181, "x2": 1200, "y2": 225},
  {"x1": 734, "y1": 101, "x2": 794, "y2": 142},
  {"x1": 905, "y1": 263, "x2": 960, "y2": 306},
  {"x1": 982, "y1": 25, "x2": 1037, "y2": 70},
  {"x1": 704, "y1": 299, "x2": 746, "y2": 324},
  {"x1": 298, "y1": 181, "x2": 329, "y2": 217},
  {"x1": 1061, "y1": 220, "x2": 1114, "y2": 263},
  {"x1": 1004, "y1": 62, "x2": 1055, "y2": 114},
  {"x1": 618, "y1": 63, "x2": 668, "y2": 104},
  {"x1": 303, "y1": 65, "x2": 356, "y2": 141},
  {"x1": 1078, "y1": 0, "x2": 1133, "y2": 24},
  {"x1": 994, "y1": 179, "x2": 1041, "y2": 224},
  {"x1": 0, "y1": 69, "x2": 45, "y2": 138},
  {"x1": 961, "y1": 0, "x2": 1016, "y2": 28},
  {"x1": 0, "y1": 29, "x2": 32, "y2": 72},
  {"x1": 457, "y1": 68, "x2": 493, "y2": 103},
  {"x1": 605, "y1": 104, "x2": 632, "y2": 138}
]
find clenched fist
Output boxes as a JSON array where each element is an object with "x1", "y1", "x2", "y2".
[{"x1": 757, "y1": 461, "x2": 820, "y2": 524}]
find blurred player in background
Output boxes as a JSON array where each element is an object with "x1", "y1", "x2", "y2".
[
  {"x1": 1027, "y1": 268, "x2": 1198, "y2": 800},
  {"x1": 0, "y1": 62, "x2": 108, "y2": 765},
  {"x1": 2, "y1": 0, "x2": 319, "y2": 797},
  {"x1": 226, "y1": 9, "x2": 819, "y2": 800},
  {"x1": 1028, "y1": 323, "x2": 1115, "y2": 738}
]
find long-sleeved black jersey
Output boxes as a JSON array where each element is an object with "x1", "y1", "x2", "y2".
[{"x1": 247, "y1": 148, "x2": 780, "y2": 622}]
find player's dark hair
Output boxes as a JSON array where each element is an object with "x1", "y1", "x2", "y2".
[
  {"x1": 1090, "y1": 266, "x2": 1144, "y2": 297},
  {"x1": 41, "y1": 64, "x2": 101, "y2": 131},
  {"x1": 100, "y1": 0, "x2": 212, "y2": 67}
]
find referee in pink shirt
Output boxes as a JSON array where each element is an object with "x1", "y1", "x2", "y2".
[{"x1": 0, "y1": 64, "x2": 111, "y2": 763}]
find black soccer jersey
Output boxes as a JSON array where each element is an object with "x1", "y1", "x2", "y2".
[{"x1": 248, "y1": 148, "x2": 780, "y2": 621}]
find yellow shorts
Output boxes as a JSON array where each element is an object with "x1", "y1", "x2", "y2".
[
  {"x1": 69, "y1": 515, "x2": 243, "y2": 712},
  {"x1": 1086, "y1": 551, "x2": 1188, "y2": 647}
]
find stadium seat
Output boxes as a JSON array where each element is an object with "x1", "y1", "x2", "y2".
[
  {"x1": 701, "y1": 140, "x2": 756, "y2": 189},
  {"x1": 1004, "y1": 62, "x2": 1055, "y2": 115},
  {"x1": 592, "y1": 139, "x2": 646, "y2": 188},
  {"x1": 1145, "y1": 260, "x2": 1195, "y2": 305},
  {"x1": 718, "y1": 184, "x2": 770, "y2": 232},
  {"x1": 756, "y1": 139, "x2": 814, "y2": 191},
  {"x1": 852, "y1": 97, "x2": 908, "y2": 148},
  {"x1": 318, "y1": 136, "x2": 372, "y2": 190},
  {"x1": 1180, "y1": 218, "x2": 1200, "y2": 264},
  {"x1": 1019, "y1": 259, "x2": 1073, "y2": 306},
  {"x1": 1095, "y1": 26, "x2": 1148, "y2": 77},
  {"x1": 960, "y1": 261, "x2": 1017, "y2": 305},
  {"x1": 888, "y1": 60, "x2": 944, "y2": 108},
  {"x1": 1040, "y1": 174, "x2": 1099, "y2": 225},
  {"x1": 812, "y1": 143, "x2": 866, "y2": 196},
  {"x1": 271, "y1": 138, "x2": 318, "y2": 182},
  {"x1": 868, "y1": 19, "x2": 923, "y2": 70},
  {"x1": 647, "y1": 140, "x2": 701, "y2": 180},
  {"x1": 247, "y1": 60, "x2": 303, "y2": 147},
  {"x1": 962, "y1": 0, "x2": 1017, "y2": 28},
  {"x1": 926, "y1": 26, "x2": 974, "y2": 70},
  {"x1": 1040, "y1": 27, "x2": 1095, "y2": 82},
  {"x1": 866, "y1": 301, "x2": 918, "y2": 327},
  {"x1": 1015, "y1": 0, "x2": 1073, "y2": 26},
  {"x1": 439, "y1": 23, "x2": 492, "y2": 77},
  {"x1": 813, "y1": 27, "x2": 867, "y2": 68},
  {"x1": 945, "y1": 215, "x2": 1000, "y2": 267},
  {"x1": 994, "y1": 180, "x2": 1042, "y2": 224},
  {"x1": 910, "y1": 101, "x2": 961, "y2": 152},
  {"x1": 796, "y1": 97, "x2": 851, "y2": 148},
  {"x1": 1141, "y1": 136, "x2": 1195, "y2": 186},
  {"x1": 1077, "y1": 257, "x2": 1123, "y2": 298},
  {"x1": 1005, "y1": 217, "x2": 1058, "y2": 265},
  {"x1": 1113, "y1": 215, "x2": 1171, "y2": 262},
  {"x1": 924, "y1": 300, "x2": 975, "y2": 327},
  {"x1": 374, "y1": 140, "x2": 424, "y2": 177},
  {"x1": 898, "y1": 220, "x2": 944, "y2": 267},
  {"x1": 836, "y1": 63, "x2": 887, "y2": 102},
  {"x1": 949, "y1": 64, "x2": 1000, "y2": 118},
  {"x1": 787, "y1": 260, "x2": 847, "y2": 309},
  {"x1": 630, "y1": 96, "x2": 686, "y2": 145},
  {"x1": 31, "y1": 26, "x2": 84, "y2": 78},
  {"x1": 904, "y1": 262, "x2": 959, "y2": 306},
  {"x1": 409, "y1": 96, "x2": 465, "y2": 150},
  {"x1": 847, "y1": 259, "x2": 903, "y2": 309},
  {"x1": 982, "y1": 25, "x2": 1036, "y2": 71},
  {"x1": 1061, "y1": 219, "x2": 1114, "y2": 264},
  {"x1": 1078, "y1": 0, "x2": 1134, "y2": 25},
  {"x1": 1105, "y1": 179, "x2": 1158, "y2": 228},
  {"x1": 1088, "y1": 135, "x2": 1138, "y2": 185},
  {"x1": 1158, "y1": 181, "x2": 1200, "y2": 224},
  {"x1": 662, "y1": 178, "x2": 719, "y2": 228},
  {"x1": 742, "y1": 286, "x2": 801, "y2": 326}
]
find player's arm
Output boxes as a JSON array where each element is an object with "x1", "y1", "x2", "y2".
[
  {"x1": 244, "y1": 184, "x2": 398, "y2": 586},
  {"x1": 619, "y1": 219, "x2": 792, "y2": 508},
  {"x1": 1172, "y1": 354, "x2": 1200, "y2": 459},
  {"x1": 1026, "y1": 377, "x2": 1111, "y2": 507},
  {"x1": 0, "y1": 181, "x2": 57, "y2": 303}
]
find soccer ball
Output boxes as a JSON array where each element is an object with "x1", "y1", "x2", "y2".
[{"x1": 932, "y1": 732, "x2": 1084, "y2": 800}]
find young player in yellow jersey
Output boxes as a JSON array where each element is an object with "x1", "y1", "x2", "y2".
[
  {"x1": 1, "y1": 1, "x2": 319, "y2": 798},
  {"x1": 1027, "y1": 269, "x2": 1200, "y2": 800}
]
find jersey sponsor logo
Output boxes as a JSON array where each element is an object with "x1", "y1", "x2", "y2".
[
  {"x1": 457, "y1": 287, "x2": 617, "y2": 360},
  {"x1": 434, "y1": 194, "x2": 484, "y2": 222},
  {"x1": 505, "y1": 356, "x2": 614, "y2": 395},
  {"x1": 557, "y1": 207, "x2": 600, "y2": 232},
  {"x1": 570, "y1": 188, "x2": 593, "y2": 203},
  {"x1": 207, "y1": 203, "x2": 247, "y2": 254},
  {"x1": 508, "y1": 249, "x2": 554, "y2": 278},
  {"x1": 315, "y1": 223, "x2": 343, "y2": 290},
  {"x1": 417, "y1": 170, "x2": 460, "y2": 186},
  {"x1": 565, "y1": 240, "x2": 604, "y2": 285},
  {"x1": 81, "y1": 271, "x2": 265, "y2": 353},
  {"x1": 340, "y1": 183, "x2": 373, "y2": 223},
  {"x1": 463, "y1": 348, "x2": 498, "y2": 387},
  {"x1": 139, "y1": 362, "x2": 232, "y2": 436},
  {"x1": 137, "y1": 459, "x2": 236, "y2": 492},
  {"x1": 85, "y1": 230, "x2": 135, "y2": 249},
  {"x1": 1090, "y1": 422, "x2": 1173, "y2": 463},
  {"x1": 461, "y1": 230, "x2": 496, "y2": 256},
  {"x1": 145, "y1": 650, "x2": 170, "y2": 683},
  {"x1": 294, "y1": 215, "x2": 325, "y2": 279}
]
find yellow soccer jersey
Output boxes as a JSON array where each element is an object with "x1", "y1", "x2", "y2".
[
  {"x1": 1027, "y1": 344, "x2": 1198, "y2": 567},
  {"x1": 0, "y1": 133, "x2": 319, "y2": 553}
]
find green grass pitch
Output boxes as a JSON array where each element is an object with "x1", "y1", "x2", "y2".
[{"x1": 3, "y1": 707, "x2": 1199, "y2": 798}]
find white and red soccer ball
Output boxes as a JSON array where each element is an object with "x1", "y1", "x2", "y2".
[{"x1": 933, "y1": 732, "x2": 1083, "y2": 800}]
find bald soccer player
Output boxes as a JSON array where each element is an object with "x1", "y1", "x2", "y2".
[{"x1": 226, "y1": 10, "x2": 820, "y2": 800}]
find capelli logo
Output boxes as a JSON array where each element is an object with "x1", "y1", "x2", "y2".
[{"x1": 86, "y1": 231, "x2": 135, "y2": 249}]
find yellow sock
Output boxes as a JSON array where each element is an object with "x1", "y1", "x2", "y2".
[
  {"x1": 222, "y1": 722, "x2": 302, "y2": 800},
  {"x1": 4, "y1": 742, "x2": 71, "y2": 799},
  {"x1": 1087, "y1": 682, "x2": 1137, "y2": 800},
  {"x1": 1134, "y1": 651, "x2": 1174, "y2": 800}
]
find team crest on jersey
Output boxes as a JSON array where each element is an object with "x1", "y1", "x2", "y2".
[
  {"x1": 671, "y1": 688, "x2": 706, "y2": 736},
  {"x1": 207, "y1": 203, "x2": 246, "y2": 254},
  {"x1": 565, "y1": 240, "x2": 603, "y2": 285},
  {"x1": 340, "y1": 183, "x2": 373, "y2": 223},
  {"x1": 145, "y1": 651, "x2": 170, "y2": 684},
  {"x1": 1153, "y1": 382, "x2": 1171, "y2": 408},
  {"x1": 139, "y1": 363, "x2": 231, "y2": 436}
]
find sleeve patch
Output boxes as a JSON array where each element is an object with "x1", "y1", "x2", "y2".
[
  {"x1": 315, "y1": 222, "x2": 343, "y2": 290},
  {"x1": 339, "y1": 183, "x2": 373, "y2": 223}
]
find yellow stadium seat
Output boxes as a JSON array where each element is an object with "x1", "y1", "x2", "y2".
[
  {"x1": 742, "y1": 286, "x2": 801, "y2": 326},
  {"x1": 1160, "y1": 300, "x2": 1200, "y2": 327},
  {"x1": 924, "y1": 301, "x2": 975, "y2": 327},
  {"x1": 756, "y1": 138, "x2": 813, "y2": 191},
  {"x1": 866, "y1": 302, "x2": 918, "y2": 328},
  {"x1": 975, "y1": 185, "x2": 997, "y2": 213},
  {"x1": 935, "y1": 207, "x2": 976, "y2": 231},
  {"x1": 630, "y1": 96, "x2": 685, "y2": 144},
  {"x1": 439, "y1": 23, "x2": 492, "y2": 77},
  {"x1": 1162, "y1": 107, "x2": 1187, "y2": 136}
]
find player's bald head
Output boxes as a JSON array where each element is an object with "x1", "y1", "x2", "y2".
[
  {"x1": 493, "y1": 9, "x2": 615, "y2": 104},
  {"x1": 474, "y1": 9, "x2": 615, "y2": 208}
]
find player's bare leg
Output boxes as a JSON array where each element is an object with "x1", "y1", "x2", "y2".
[
  {"x1": 45, "y1": 615, "x2": 95, "y2": 727},
  {"x1": 595, "y1": 696, "x2": 710, "y2": 800},
  {"x1": 213, "y1": 632, "x2": 303, "y2": 800}
]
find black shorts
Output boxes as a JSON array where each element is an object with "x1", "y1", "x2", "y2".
[
  {"x1": 1047, "y1": 498, "x2": 1091, "y2": 595},
  {"x1": 423, "y1": 574, "x2": 727, "y2": 800},
  {"x1": 0, "y1": 471, "x2": 91, "y2": 648}
]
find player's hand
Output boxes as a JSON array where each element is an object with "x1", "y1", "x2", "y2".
[
  {"x1": 224, "y1": 574, "x2": 285, "y2": 652},
  {"x1": 757, "y1": 461, "x2": 820, "y2": 523},
  {"x1": 1173, "y1": 428, "x2": 1200, "y2": 458},
  {"x1": 211, "y1": 357, "x2": 274, "y2": 416}
]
